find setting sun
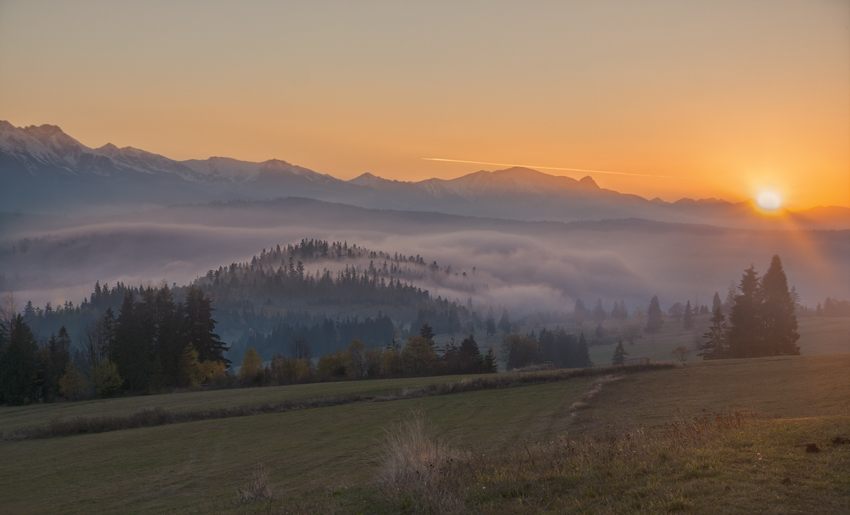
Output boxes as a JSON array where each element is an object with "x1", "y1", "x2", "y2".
[{"x1": 757, "y1": 191, "x2": 783, "y2": 210}]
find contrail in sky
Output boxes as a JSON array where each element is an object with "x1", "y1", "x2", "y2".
[{"x1": 422, "y1": 157, "x2": 677, "y2": 178}]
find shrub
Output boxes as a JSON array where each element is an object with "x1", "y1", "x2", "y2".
[
  {"x1": 91, "y1": 360, "x2": 123, "y2": 397},
  {"x1": 58, "y1": 362, "x2": 89, "y2": 400}
]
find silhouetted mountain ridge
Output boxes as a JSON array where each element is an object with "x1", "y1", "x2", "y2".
[{"x1": 1, "y1": 121, "x2": 847, "y2": 229}]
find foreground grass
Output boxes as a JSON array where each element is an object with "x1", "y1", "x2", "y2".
[
  {"x1": 0, "y1": 379, "x2": 592, "y2": 515},
  {"x1": 322, "y1": 413, "x2": 850, "y2": 514},
  {"x1": 0, "y1": 354, "x2": 847, "y2": 514}
]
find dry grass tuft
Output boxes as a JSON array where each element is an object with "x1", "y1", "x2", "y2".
[
  {"x1": 235, "y1": 463, "x2": 274, "y2": 504},
  {"x1": 378, "y1": 411, "x2": 466, "y2": 512}
]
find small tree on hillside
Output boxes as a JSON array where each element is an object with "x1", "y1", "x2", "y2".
[
  {"x1": 645, "y1": 296, "x2": 663, "y2": 334},
  {"x1": 683, "y1": 301, "x2": 694, "y2": 330},
  {"x1": 668, "y1": 302, "x2": 684, "y2": 322},
  {"x1": 671, "y1": 346, "x2": 691, "y2": 362},
  {"x1": 497, "y1": 309, "x2": 512, "y2": 334},
  {"x1": 611, "y1": 341, "x2": 628, "y2": 366},
  {"x1": 91, "y1": 360, "x2": 123, "y2": 397},
  {"x1": 239, "y1": 348, "x2": 263, "y2": 384},
  {"x1": 419, "y1": 324, "x2": 435, "y2": 345},
  {"x1": 699, "y1": 304, "x2": 728, "y2": 360}
]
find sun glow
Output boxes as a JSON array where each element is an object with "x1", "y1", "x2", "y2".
[{"x1": 756, "y1": 191, "x2": 782, "y2": 211}]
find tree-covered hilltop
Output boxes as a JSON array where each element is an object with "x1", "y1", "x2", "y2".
[{"x1": 191, "y1": 238, "x2": 468, "y2": 309}]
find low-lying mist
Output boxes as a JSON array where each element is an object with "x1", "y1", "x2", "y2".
[{"x1": 2, "y1": 199, "x2": 848, "y2": 313}]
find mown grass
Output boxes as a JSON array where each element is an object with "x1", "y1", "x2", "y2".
[
  {"x1": 0, "y1": 373, "x2": 492, "y2": 435},
  {"x1": 2, "y1": 363, "x2": 674, "y2": 440},
  {"x1": 0, "y1": 379, "x2": 593, "y2": 515},
  {"x1": 0, "y1": 354, "x2": 847, "y2": 514}
]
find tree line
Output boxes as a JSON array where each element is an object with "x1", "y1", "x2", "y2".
[
  {"x1": 0, "y1": 285, "x2": 228, "y2": 404},
  {"x1": 699, "y1": 255, "x2": 800, "y2": 359}
]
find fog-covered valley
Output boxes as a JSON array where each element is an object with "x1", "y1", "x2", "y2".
[{"x1": 3, "y1": 198, "x2": 848, "y2": 315}]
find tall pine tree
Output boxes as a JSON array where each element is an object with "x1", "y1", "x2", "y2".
[
  {"x1": 645, "y1": 296, "x2": 663, "y2": 334},
  {"x1": 760, "y1": 255, "x2": 800, "y2": 355},
  {"x1": 726, "y1": 265, "x2": 763, "y2": 358}
]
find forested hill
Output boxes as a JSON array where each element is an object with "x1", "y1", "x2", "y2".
[
  {"x1": 189, "y1": 238, "x2": 480, "y2": 324},
  {"x1": 21, "y1": 239, "x2": 479, "y2": 364},
  {"x1": 193, "y1": 239, "x2": 435, "y2": 309}
]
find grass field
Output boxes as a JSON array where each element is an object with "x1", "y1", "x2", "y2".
[
  {"x1": 1, "y1": 354, "x2": 848, "y2": 514},
  {"x1": 0, "y1": 373, "x2": 495, "y2": 435}
]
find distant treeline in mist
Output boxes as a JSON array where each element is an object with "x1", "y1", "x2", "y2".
[{"x1": 193, "y1": 239, "x2": 443, "y2": 309}]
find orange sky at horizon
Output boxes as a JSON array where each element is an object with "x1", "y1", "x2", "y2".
[{"x1": 1, "y1": 1, "x2": 847, "y2": 209}]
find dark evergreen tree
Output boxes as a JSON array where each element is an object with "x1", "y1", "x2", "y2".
[
  {"x1": 645, "y1": 296, "x2": 663, "y2": 334},
  {"x1": 482, "y1": 345, "x2": 497, "y2": 373},
  {"x1": 576, "y1": 331, "x2": 591, "y2": 368},
  {"x1": 699, "y1": 304, "x2": 728, "y2": 359},
  {"x1": 419, "y1": 323, "x2": 435, "y2": 345},
  {"x1": 112, "y1": 292, "x2": 151, "y2": 392},
  {"x1": 760, "y1": 255, "x2": 800, "y2": 355},
  {"x1": 184, "y1": 286, "x2": 229, "y2": 365},
  {"x1": 459, "y1": 334, "x2": 482, "y2": 363},
  {"x1": 712, "y1": 292, "x2": 722, "y2": 313},
  {"x1": 683, "y1": 301, "x2": 694, "y2": 330},
  {"x1": 726, "y1": 265, "x2": 762, "y2": 358},
  {"x1": 0, "y1": 315, "x2": 39, "y2": 405},
  {"x1": 46, "y1": 326, "x2": 71, "y2": 399},
  {"x1": 154, "y1": 285, "x2": 183, "y2": 387},
  {"x1": 497, "y1": 309, "x2": 511, "y2": 333},
  {"x1": 485, "y1": 308, "x2": 496, "y2": 336},
  {"x1": 573, "y1": 298, "x2": 587, "y2": 322},
  {"x1": 592, "y1": 298, "x2": 607, "y2": 323},
  {"x1": 611, "y1": 341, "x2": 628, "y2": 366}
]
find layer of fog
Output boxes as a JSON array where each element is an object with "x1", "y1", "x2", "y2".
[{"x1": 2, "y1": 199, "x2": 848, "y2": 314}]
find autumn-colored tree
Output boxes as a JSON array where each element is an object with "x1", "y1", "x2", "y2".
[
  {"x1": 347, "y1": 339, "x2": 368, "y2": 379},
  {"x1": 501, "y1": 333, "x2": 541, "y2": 370},
  {"x1": 671, "y1": 346, "x2": 691, "y2": 362},
  {"x1": 91, "y1": 360, "x2": 123, "y2": 397},
  {"x1": 239, "y1": 347, "x2": 263, "y2": 383},
  {"x1": 59, "y1": 362, "x2": 89, "y2": 400},
  {"x1": 317, "y1": 349, "x2": 349, "y2": 378},
  {"x1": 402, "y1": 335, "x2": 436, "y2": 376},
  {"x1": 380, "y1": 348, "x2": 403, "y2": 376}
]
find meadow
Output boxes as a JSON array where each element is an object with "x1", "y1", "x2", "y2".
[{"x1": 1, "y1": 349, "x2": 848, "y2": 514}]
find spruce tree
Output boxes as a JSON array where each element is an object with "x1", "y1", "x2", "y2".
[
  {"x1": 611, "y1": 340, "x2": 628, "y2": 366},
  {"x1": 760, "y1": 255, "x2": 800, "y2": 355},
  {"x1": 645, "y1": 296, "x2": 663, "y2": 334},
  {"x1": 726, "y1": 265, "x2": 762, "y2": 358},
  {"x1": 184, "y1": 286, "x2": 229, "y2": 366},
  {"x1": 699, "y1": 304, "x2": 728, "y2": 359},
  {"x1": 683, "y1": 301, "x2": 694, "y2": 330},
  {"x1": 577, "y1": 331, "x2": 592, "y2": 367},
  {"x1": 712, "y1": 292, "x2": 722, "y2": 313},
  {"x1": 0, "y1": 315, "x2": 39, "y2": 405}
]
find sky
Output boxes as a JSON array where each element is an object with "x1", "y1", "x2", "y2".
[{"x1": 0, "y1": 0, "x2": 848, "y2": 209}]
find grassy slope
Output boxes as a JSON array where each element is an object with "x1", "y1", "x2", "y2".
[
  {"x1": 0, "y1": 354, "x2": 847, "y2": 514},
  {"x1": 0, "y1": 379, "x2": 591, "y2": 515},
  {"x1": 0, "y1": 373, "x2": 495, "y2": 435}
]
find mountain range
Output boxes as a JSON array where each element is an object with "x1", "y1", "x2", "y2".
[{"x1": 1, "y1": 120, "x2": 847, "y2": 229}]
